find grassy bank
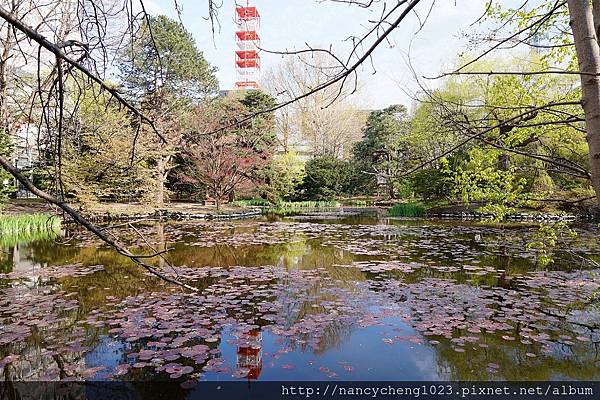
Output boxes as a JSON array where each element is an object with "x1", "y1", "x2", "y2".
[{"x1": 0, "y1": 214, "x2": 61, "y2": 246}]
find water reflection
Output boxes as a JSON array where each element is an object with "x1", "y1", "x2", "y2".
[{"x1": 0, "y1": 217, "x2": 599, "y2": 390}]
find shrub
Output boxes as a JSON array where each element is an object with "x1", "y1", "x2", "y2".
[{"x1": 298, "y1": 156, "x2": 355, "y2": 200}]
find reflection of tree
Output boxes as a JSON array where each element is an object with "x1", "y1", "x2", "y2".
[
  {"x1": 0, "y1": 229, "x2": 61, "y2": 274},
  {"x1": 0, "y1": 245, "x2": 13, "y2": 273},
  {"x1": 433, "y1": 331, "x2": 600, "y2": 380},
  {"x1": 1, "y1": 284, "x2": 98, "y2": 381},
  {"x1": 275, "y1": 267, "x2": 367, "y2": 355},
  {"x1": 164, "y1": 235, "x2": 357, "y2": 272}
]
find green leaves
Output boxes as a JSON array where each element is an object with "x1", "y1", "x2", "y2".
[
  {"x1": 61, "y1": 87, "x2": 156, "y2": 204},
  {"x1": 351, "y1": 104, "x2": 410, "y2": 195},
  {"x1": 0, "y1": 130, "x2": 14, "y2": 208},
  {"x1": 263, "y1": 150, "x2": 305, "y2": 203},
  {"x1": 119, "y1": 15, "x2": 218, "y2": 102},
  {"x1": 527, "y1": 221, "x2": 577, "y2": 266},
  {"x1": 450, "y1": 148, "x2": 527, "y2": 220}
]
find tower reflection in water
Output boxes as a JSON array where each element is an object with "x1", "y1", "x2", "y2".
[{"x1": 236, "y1": 329, "x2": 262, "y2": 380}]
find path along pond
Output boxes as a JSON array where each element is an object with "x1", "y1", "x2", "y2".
[{"x1": 1, "y1": 216, "x2": 600, "y2": 385}]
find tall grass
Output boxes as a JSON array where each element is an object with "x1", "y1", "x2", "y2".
[
  {"x1": 233, "y1": 199, "x2": 342, "y2": 209},
  {"x1": 0, "y1": 214, "x2": 61, "y2": 246},
  {"x1": 266, "y1": 201, "x2": 341, "y2": 216},
  {"x1": 234, "y1": 199, "x2": 343, "y2": 215},
  {"x1": 341, "y1": 199, "x2": 375, "y2": 207},
  {"x1": 388, "y1": 203, "x2": 425, "y2": 217}
]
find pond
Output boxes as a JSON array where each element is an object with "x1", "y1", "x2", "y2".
[{"x1": 1, "y1": 216, "x2": 599, "y2": 389}]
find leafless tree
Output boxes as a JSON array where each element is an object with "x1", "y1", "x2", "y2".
[{"x1": 263, "y1": 53, "x2": 366, "y2": 159}]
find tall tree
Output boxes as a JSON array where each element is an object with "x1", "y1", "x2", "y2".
[
  {"x1": 118, "y1": 15, "x2": 218, "y2": 205},
  {"x1": 0, "y1": 130, "x2": 12, "y2": 206},
  {"x1": 459, "y1": 0, "x2": 600, "y2": 208},
  {"x1": 119, "y1": 15, "x2": 218, "y2": 101},
  {"x1": 62, "y1": 84, "x2": 155, "y2": 204},
  {"x1": 264, "y1": 54, "x2": 366, "y2": 159},
  {"x1": 568, "y1": 0, "x2": 600, "y2": 205},
  {"x1": 352, "y1": 104, "x2": 409, "y2": 198}
]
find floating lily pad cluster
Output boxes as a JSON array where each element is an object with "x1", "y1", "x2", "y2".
[
  {"x1": 1, "y1": 219, "x2": 599, "y2": 383},
  {"x1": 365, "y1": 270, "x2": 600, "y2": 359},
  {"x1": 0, "y1": 263, "x2": 104, "y2": 281},
  {"x1": 0, "y1": 284, "x2": 93, "y2": 380},
  {"x1": 75, "y1": 265, "x2": 375, "y2": 382}
]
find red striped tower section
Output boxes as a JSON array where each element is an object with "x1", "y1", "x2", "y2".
[{"x1": 235, "y1": 2, "x2": 261, "y2": 89}]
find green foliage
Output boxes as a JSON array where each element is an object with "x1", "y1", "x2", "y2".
[
  {"x1": 486, "y1": 1, "x2": 575, "y2": 70},
  {"x1": 388, "y1": 202, "x2": 425, "y2": 217},
  {"x1": 116, "y1": 15, "x2": 219, "y2": 204},
  {"x1": 266, "y1": 200, "x2": 340, "y2": 216},
  {"x1": 352, "y1": 105, "x2": 409, "y2": 195},
  {"x1": 119, "y1": 15, "x2": 218, "y2": 102},
  {"x1": 62, "y1": 87, "x2": 156, "y2": 204},
  {"x1": 407, "y1": 168, "x2": 452, "y2": 200},
  {"x1": 278, "y1": 200, "x2": 340, "y2": 208},
  {"x1": 0, "y1": 130, "x2": 13, "y2": 207},
  {"x1": 449, "y1": 148, "x2": 528, "y2": 220},
  {"x1": 263, "y1": 150, "x2": 305, "y2": 203},
  {"x1": 0, "y1": 214, "x2": 61, "y2": 246},
  {"x1": 298, "y1": 156, "x2": 356, "y2": 200},
  {"x1": 341, "y1": 199, "x2": 373, "y2": 207},
  {"x1": 403, "y1": 52, "x2": 591, "y2": 215},
  {"x1": 527, "y1": 221, "x2": 577, "y2": 266},
  {"x1": 232, "y1": 198, "x2": 271, "y2": 207}
]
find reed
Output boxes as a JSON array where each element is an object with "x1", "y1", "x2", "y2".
[
  {"x1": 388, "y1": 203, "x2": 425, "y2": 217},
  {"x1": 0, "y1": 214, "x2": 61, "y2": 246}
]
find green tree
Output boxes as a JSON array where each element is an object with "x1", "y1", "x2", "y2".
[
  {"x1": 62, "y1": 86, "x2": 155, "y2": 204},
  {"x1": 263, "y1": 150, "x2": 305, "y2": 203},
  {"x1": 118, "y1": 15, "x2": 218, "y2": 205},
  {"x1": 352, "y1": 105, "x2": 409, "y2": 198},
  {"x1": 119, "y1": 15, "x2": 218, "y2": 101},
  {"x1": 482, "y1": 1, "x2": 600, "y2": 207},
  {"x1": 406, "y1": 54, "x2": 591, "y2": 215},
  {"x1": 0, "y1": 130, "x2": 13, "y2": 207}
]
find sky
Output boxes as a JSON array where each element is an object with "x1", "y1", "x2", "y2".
[{"x1": 145, "y1": 0, "x2": 493, "y2": 110}]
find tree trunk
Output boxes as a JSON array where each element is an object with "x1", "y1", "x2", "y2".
[
  {"x1": 568, "y1": 0, "x2": 600, "y2": 206},
  {"x1": 498, "y1": 153, "x2": 510, "y2": 171},
  {"x1": 156, "y1": 159, "x2": 165, "y2": 206},
  {"x1": 155, "y1": 156, "x2": 170, "y2": 206}
]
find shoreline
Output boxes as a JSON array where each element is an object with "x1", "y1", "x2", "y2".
[{"x1": 2, "y1": 199, "x2": 598, "y2": 223}]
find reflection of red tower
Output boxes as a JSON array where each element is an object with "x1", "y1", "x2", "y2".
[
  {"x1": 236, "y1": 329, "x2": 263, "y2": 379},
  {"x1": 235, "y1": 1, "x2": 261, "y2": 89}
]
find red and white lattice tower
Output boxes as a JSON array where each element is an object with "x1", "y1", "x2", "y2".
[{"x1": 235, "y1": 2, "x2": 261, "y2": 89}]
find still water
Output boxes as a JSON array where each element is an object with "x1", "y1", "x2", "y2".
[{"x1": 1, "y1": 216, "x2": 599, "y2": 385}]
